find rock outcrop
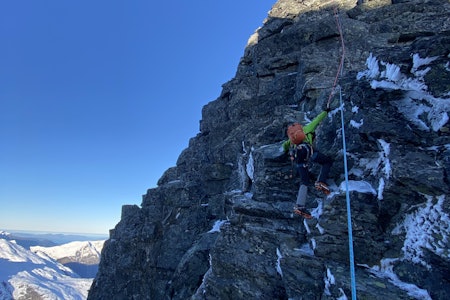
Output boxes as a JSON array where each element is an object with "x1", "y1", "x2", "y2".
[{"x1": 88, "y1": 0, "x2": 450, "y2": 299}]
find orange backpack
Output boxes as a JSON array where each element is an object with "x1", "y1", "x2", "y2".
[{"x1": 287, "y1": 123, "x2": 306, "y2": 145}]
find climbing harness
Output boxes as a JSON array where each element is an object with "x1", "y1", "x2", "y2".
[
  {"x1": 295, "y1": 144, "x2": 313, "y2": 162},
  {"x1": 289, "y1": 143, "x2": 313, "y2": 178},
  {"x1": 330, "y1": 6, "x2": 357, "y2": 300}
]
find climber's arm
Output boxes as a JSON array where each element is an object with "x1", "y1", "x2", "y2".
[{"x1": 303, "y1": 111, "x2": 328, "y2": 133}]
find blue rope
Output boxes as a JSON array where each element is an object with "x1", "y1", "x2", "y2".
[{"x1": 339, "y1": 86, "x2": 357, "y2": 299}]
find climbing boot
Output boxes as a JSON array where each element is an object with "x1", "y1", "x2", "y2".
[
  {"x1": 293, "y1": 206, "x2": 312, "y2": 219},
  {"x1": 315, "y1": 181, "x2": 330, "y2": 195}
]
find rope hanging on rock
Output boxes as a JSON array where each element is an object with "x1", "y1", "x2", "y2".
[
  {"x1": 326, "y1": 6, "x2": 346, "y2": 109},
  {"x1": 331, "y1": 7, "x2": 357, "y2": 300},
  {"x1": 339, "y1": 87, "x2": 357, "y2": 300}
]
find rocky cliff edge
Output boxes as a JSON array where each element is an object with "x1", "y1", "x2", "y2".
[{"x1": 88, "y1": 0, "x2": 450, "y2": 299}]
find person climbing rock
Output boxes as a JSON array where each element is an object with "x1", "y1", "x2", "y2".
[{"x1": 283, "y1": 107, "x2": 333, "y2": 219}]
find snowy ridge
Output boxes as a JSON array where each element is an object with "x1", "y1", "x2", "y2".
[
  {"x1": 0, "y1": 231, "x2": 11, "y2": 237},
  {"x1": 0, "y1": 239, "x2": 46, "y2": 264},
  {"x1": 31, "y1": 240, "x2": 104, "y2": 264},
  {"x1": 0, "y1": 238, "x2": 98, "y2": 299}
]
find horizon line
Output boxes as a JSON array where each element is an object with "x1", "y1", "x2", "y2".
[{"x1": 1, "y1": 228, "x2": 109, "y2": 237}]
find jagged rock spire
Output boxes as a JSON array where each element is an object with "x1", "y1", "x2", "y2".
[{"x1": 89, "y1": 1, "x2": 450, "y2": 299}]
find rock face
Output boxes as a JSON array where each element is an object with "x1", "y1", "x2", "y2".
[{"x1": 88, "y1": 0, "x2": 450, "y2": 299}]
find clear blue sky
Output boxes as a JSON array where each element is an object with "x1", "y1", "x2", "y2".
[{"x1": 0, "y1": 1, "x2": 275, "y2": 235}]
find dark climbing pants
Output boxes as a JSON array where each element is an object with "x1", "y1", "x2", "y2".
[{"x1": 296, "y1": 151, "x2": 333, "y2": 185}]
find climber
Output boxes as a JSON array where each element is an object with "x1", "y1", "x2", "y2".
[{"x1": 283, "y1": 106, "x2": 333, "y2": 218}]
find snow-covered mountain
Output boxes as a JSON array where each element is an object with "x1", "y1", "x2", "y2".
[
  {"x1": 0, "y1": 235, "x2": 104, "y2": 299},
  {"x1": 32, "y1": 241, "x2": 104, "y2": 278},
  {"x1": 0, "y1": 231, "x2": 57, "y2": 249}
]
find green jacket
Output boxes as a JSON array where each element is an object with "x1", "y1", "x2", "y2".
[{"x1": 283, "y1": 111, "x2": 328, "y2": 152}]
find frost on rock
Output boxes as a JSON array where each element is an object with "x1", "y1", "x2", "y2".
[
  {"x1": 357, "y1": 53, "x2": 379, "y2": 80},
  {"x1": 445, "y1": 61, "x2": 450, "y2": 72},
  {"x1": 377, "y1": 178, "x2": 386, "y2": 201},
  {"x1": 337, "y1": 288, "x2": 348, "y2": 300},
  {"x1": 377, "y1": 139, "x2": 391, "y2": 180},
  {"x1": 276, "y1": 248, "x2": 283, "y2": 277},
  {"x1": 357, "y1": 53, "x2": 450, "y2": 132},
  {"x1": 411, "y1": 53, "x2": 438, "y2": 76},
  {"x1": 350, "y1": 119, "x2": 364, "y2": 128},
  {"x1": 310, "y1": 198, "x2": 323, "y2": 219},
  {"x1": 376, "y1": 139, "x2": 391, "y2": 200},
  {"x1": 349, "y1": 139, "x2": 391, "y2": 200},
  {"x1": 393, "y1": 91, "x2": 449, "y2": 132},
  {"x1": 356, "y1": 141, "x2": 390, "y2": 179},
  {"x1": 392, "y1": 194, "x2": 450, "y2": 269},
  {"x1": 315, "y1": 223, "x2": 325, "y2": 235},
  {"x1": 238, "y1": 154, "x2": 252, "y2": 192},
  {"x1": 323, "y1": 267, "x2": 335, "y2": 296},
  {"x1": 370, "y1": 258, "x2": 432, "y2": 300},
  {"x1": 196, "y1": 266, "x2": 212, "y2": 296},
  {"x1": 357, "y1": 53, "x2": 432, "y2": 92},
  {"x1": 246, "y1": 151, "x2": 255, "y2": 180},
  {"x1": 208, "y1": 220, "x2": 228, "y2": 233},
  {"x1": 294, "y1": 243, "x2": 315, "y2": 256},
  {"x1": 310, "y1": 238, "x2": 317, "y2": 251},
  {"x1": 339, "y1": 180, "x2": 376, "y2": 195},
  {"x1": 303, "y1": 219, "x2": 311, "y2": 234}
]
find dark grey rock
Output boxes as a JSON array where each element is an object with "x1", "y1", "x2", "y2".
[{"x1": 89, "y1": 0, "x2": 450, "y2": 299}]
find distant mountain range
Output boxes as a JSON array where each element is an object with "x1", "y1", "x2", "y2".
[
  {"x1": 0, "y1": 231, "x2": 105, "y2": 299},
  {"x1": 0, "y1": 230, "x2": 107, "y2": 246},
  {"x1": 0, "y1": 230, "x2": 58, "y2": 249},
  {"x1": 32, "y1": 240, "x2": 104, "y2": 278}
]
